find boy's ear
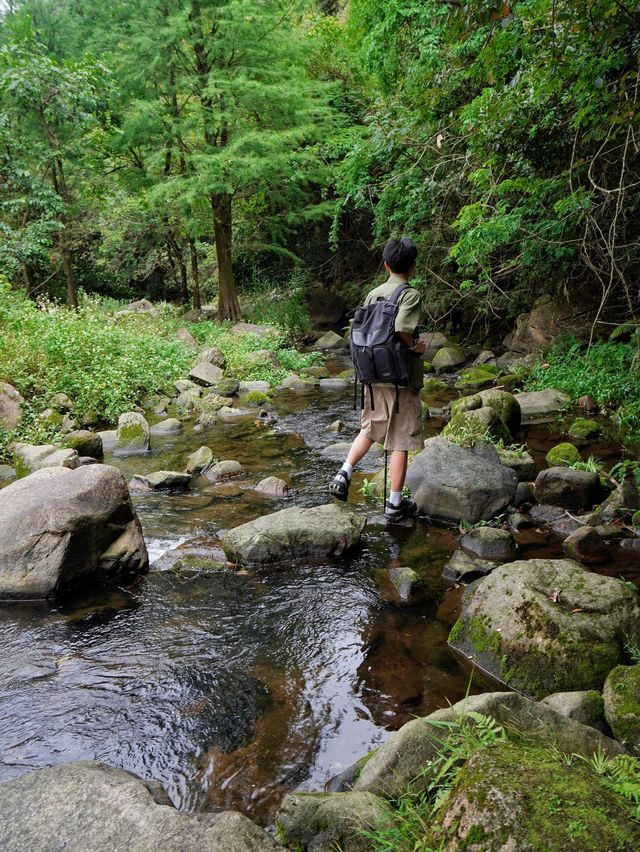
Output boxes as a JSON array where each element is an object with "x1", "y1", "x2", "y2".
[{"x1": 384, "y1": 261, "x2": 391, "y2": 272}]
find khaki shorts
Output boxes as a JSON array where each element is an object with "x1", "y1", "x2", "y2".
[{"x1": 359, "y1": 386, "x2": 424, "y2": 451}]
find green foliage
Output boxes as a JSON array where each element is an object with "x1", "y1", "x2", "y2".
[{"x1": 526, "y1": 336, "x2": 640, "y2": 443}]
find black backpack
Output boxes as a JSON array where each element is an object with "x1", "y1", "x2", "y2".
[{"x1": 350, "y1": 283, "x2": 414, "y2": 412}]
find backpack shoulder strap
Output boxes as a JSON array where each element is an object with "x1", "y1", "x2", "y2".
[{"x1": 389, "y1": 283, "x2": 410, "y2": 304}]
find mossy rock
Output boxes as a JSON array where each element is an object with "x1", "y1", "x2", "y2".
[
  {"x1": 338, "y1": 368, "x2": 355, "y2": 380},
  {"x1": 603, "y1": 664, "x2": 640, "y2": 753},
  {"x1": 546, "y1": 442, "x2": 581, "y2": 467},
  {"x1": 301, "y1": 365, "x2": 331, "y2": 379},
  {"x1": 447, "y1": 407, "x2": 511, "y2": 444},
  {"x1": 245, "y1": 390, "x2": 271, "y2": 406},
  {"x1": 420, "y1": 378, "x2": 448, "y2": 398},
  {"x1": 568, "y1": 418, "x2": 602, "y2": 440},
  {"x1": 499, "y1": 372, "x2": 527, "y2": 389},
  {"x1": 432, "y1": 344, "x2": 466, "y2": 372},
  {"x1": 454, "y1": 365, "x2": 501, "y2": 391}
]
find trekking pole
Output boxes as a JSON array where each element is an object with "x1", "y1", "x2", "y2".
[{"x1": 383, "y1": 450, "x2": 388, "y2": 513}]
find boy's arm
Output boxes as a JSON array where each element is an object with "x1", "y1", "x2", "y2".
[{"x1": 398, "y1": 331, "x2": 425, "y2": 354}]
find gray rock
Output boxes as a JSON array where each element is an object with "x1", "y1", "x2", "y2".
[
  {"x1": 0, "y1": 464, "x2": 16, "y2": 482},
  {"x1": 175, "y1": 327, "x2": 198, "y2": 346},
  {"x1": 460, "y1": 526, "x2": 517, "y2": 561},
  {"x1": 599, "y1": 480, "x2": 640, "y2": 521},
  {"x1": 175, "y1": 387, "x2": 203, "y2": 413},
  {"x1": 238, "y1": 381, "x2": 271, "y2": 393},
  {"x1": 313, "y1": 330, "x2": 349, "y2": 350},
  {"x1": 231, "y1": 322, "x2": 276, "y2": 339},
  {"x1": 514, "y1": 481, "x2": 535, "y2": 508},
  {"x1": 388, "y1": 566, "x2": 424, "y2": 601},
  {"x1": 0, "y1": 383, "x2": 24, "y2": 430},
  {"x1": 208, "y1": 378, "x2": 239, "y2": 396},
  {"x1": 562, "y1": 525, "x2": 609, "y2": 563},
  {"x1": 442, "y1": 549, "x2": 497, "y2": 584},
  {"x1": 534, "y1": 467, "x2": 601, "y2": 510},
  {"x1": 498, "y1": 449, "x2": 535, "y2": 481},
  {"x1": 114, "y1": 412, "x2": 150, "y2": 457},
  {"x1": 173, "y1": 378, "x2": 198, "y2": 395},
  {"x1": 196, "y1": 346, "x2": 226, "y2": 368},
  {"x1": 48, "y1": 392, "x2": 73, "y2": 411},
  {"x1": 405, "y1": 437, "x2": 517, "y2": 524},
  {"x1": 542, "y1": 690, "x2": 609, "y2": 734},
  {"x1": 185, "y1": 446, "x2": 214, "y2": 474},
  {"x1": 62, "y1": 430, "x2": 103, "y2": 459},
  {"x1": 203, "y1": 460, "x2": 244, "y2": 482},
  {"x1": 594, "y1": 523, "x2": 625, "y2": 540},
  {"x1": 11, "y1": 442, "x2": 80, "y2": 474},
  {"x1": 276, "y1": 790, "x2": 391, "y2": 852},
  {"x1": 97, "y1": 430, "x2": 117, "y2": 450},
  {"x1": 529, "y1": 503, "x2": 566, "y2": 523},
  {"x1": 319, "y1": 377, "x2": 349, "y2": 389},
  {"x1": 280, "y1": 374, "x2": 317, "y2": 389},
  {"x1": 129, "y1": 471, "x2": 191, "y2": 492},
  {"x1": 354, "y1": 691, "x2": 625, "y2": 799},
  {"x1": 508, "y1": 512, "x2": 532, "y2": 533},
  {"x1": 449, "y1": 558, "x2": 640, "y2": 698},
  {"x1": 326, "y1": 419, "x2": 344, "y2": 433},
  {"x1": 253, "y1": 477, "x2": 290, "y2": 498},
  {"x1": 432, "y1": 344, "x2": 466, "y2": 371},
  {"x1": 149, "y1": 418, "x2": 183, "y2": 435},
  {"x1": 0, "y1": 761, "x2": 279, "y2": 852},
  {"x1": 222, "y1": 503, "x2": 366, "y2": 565},
  {"x1": 246, "y1": 349, "x2": 280, "y2": 368},
  {"x1": 0, "y1": 465, "x2": 148, "y2": 599},
  {"x1": 301, "y1": 365, "x2": 331, "y2": 378},
  {"x1": 514, "y1": 388, "x2": 571, "y2": 421},
  {"x1": 189, "y1": 361, "x2": 224, "y2": 386}
]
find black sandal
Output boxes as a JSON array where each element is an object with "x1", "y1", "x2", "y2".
[{"x1": 329, "y1": 470, "x2": 350, "y2": 502}]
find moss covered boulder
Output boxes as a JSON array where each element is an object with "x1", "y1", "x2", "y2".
[
  {"x1": 420, "y1": 377, "x2": 448, "y2": 396},
  {"x1": 454, "y1": 364, "x2": 500, "y2": 390},
  {"x1": 546, "y1": 442, "x2": 581, "y2": 467},
  {"x1": 432, "y1": 344, "x2": 466, "y2": 372},
  {"x1": 569, "y1": 417, "x2": 602, "y2": 440},
  {"x1": 449, "y1": 558, "x2": 640, "y2": 699},
  {"x1": 603, "y1": 665, "x2": 640, "y2": 753},
  {"x1": 114, "y1": 412, "x2": 150, "y2": 456},
  {"x1": 451, "y1": 388, "x2": 521, "y2": 434},
  {"x1": 428, "y1": 741, "x2": 640, "y2": 851},
  {"x1": 62, "y1": 430, "x2": 103, "y2": 459}
]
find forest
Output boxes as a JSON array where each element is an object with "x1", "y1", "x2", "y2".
[{"x1": 1, "y1": 0, "x2": 638, "y2": 334}]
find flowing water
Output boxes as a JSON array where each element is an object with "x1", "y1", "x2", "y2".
[{"x1": 2, "y1": 365, "x2": 640, "y2": 828}]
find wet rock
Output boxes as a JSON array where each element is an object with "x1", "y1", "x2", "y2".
[
  {"x1": 514, "y1": 388, "x2": 571, "y2": 421},
  {"x1": 185, "y1": 446, "x2": 214, "y2": 474},
  {"x1": 217, "y1": 406, "x2": 254, "y2": 420},
  {"x1": 452, "y1": 388, "x2": 521, "y2": 433},
  {"x1": 313, "y1": 330, "x2": 349, "y2": 350},
  {"x1": 529, "y1": 504, "x2": 566, "y2": 523},
  {"x1": 498, "y1": 448, "x2": 535, "y2": 481},
  {"x1": 150, "y1": 418, "x2": 183, "y2": 435},
  {"x1": 599, "y1": 480, "x2": 640, "y2": 521},
  {"x1": 175, "y1": 327, "x2": 198, "y2": 347},
  {"x1": 514, "y1": 482, "x2": 535, "y2": 508},
  {"x1": 0, "y1": 761, "x2": 279, "y2": 852},
  {"x1": 454, "y1": 364, "x2": 500, "y2": 390},
  {"x1": 449, "y1": 558, "x2": 640, "y2": 699},
  {"x1": 442, "y1": 549, "x2": 496, "y2": 584},
  {"x1": 405, "y1": 437, "x2": 517, "y2": 524},
  {"x1": 11, "y1": 442, "x2": 79, "y2": 474},
  {"x1": 153, "y1": 398, "x2": 170, "y2": 415},
  {"x1": 189, "y1": 362, "x2": 224, "y2": 386},
  {"x1": 432, "y1": 344, "x2": 466, "y2": 372},
  {"x1": 428, "y1": 741, "x2": 639, "y2": 852},
  {"x1": 114, "y1": 412, "x2": 150, "y2": 457},
  {"x1": 203, "y1": 460, "x2": 244, "y2": 482},
  {"x1": 97, "y1": 430, "x2": 117, "y2": 450},
  {"x1": 222, "y1": 503, "x2": 366, "y2": 565},
  {"x1": 253, "y1": 477, "x2": 289, "y2": 498},
  {"x1": 550, "y1": 515, "x2": 585, "y2": 537},
  {"x1": 603, "y1": 665, "x2": 640, "y2": 753},
  {"x1": 129, "y1": 471, "x2": 191, "y2": 492},
  {"x1": 562, "y1": 526, "x2": 609, "y2": 563},
  {"x1": 0, "y1": 465, "x2": 148, "y2": 599},
  {"x1": 276, "y1": 790, "x2": 391, "y2": 852},
  {"x1": 326, "y1": 419, "x2": 344, "y2": 433},
  {"x1": 546, "y1": 441, "x2": 581, "y2": 467},
  {"x1": 534, "y1": 467, "x2": 601, "y2": 510},
  {"x1": 508, "y1": 512, "x2": 532, "y2": 533},
  {"x1": 594, "y1": 523, "x2": 625, "y2": 540},
  {"x1": 542, "y1": 690, "x2": 609, "y2": 734},
  {"x1": 387, "y1": 566, "x2": 424, "y2": 602},
  {"x1": 319, "y1": 377, "x2": 349, "y2": 389},
  {"x1": 0, "y1": 464, "x2": 15, "y2": 483},
  {"x1": 175, "y1": 387, "x2": 202, "y2": 414},
  {"x1": 354, "y1": 691, "x2": 625, "y2": 799},
  {"x1": 280, "y1": 374, "x2": 317, "y2": 389},
  {"x1": 578, "y1": 394, "x2": 599, "y2": 414},
  {"x1": 568, "y1": 417, "x2": 601, "y2": 440},
  {"x1": 209, "y1": 378, "x2": 239, "y2": 396},
  {"x1": 460, "y1": 527, "x2": 517, "y2": 561},
  {"x1": 62, "y1": 430, "x2": 103, "y2": 459},
  {"x1": 0, "y1": 383, "x2": 24, "y2": 430}
]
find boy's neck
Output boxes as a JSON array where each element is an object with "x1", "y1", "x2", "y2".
[{"x1": 388, "y1": 270, "x2": 411, "y2": 281}]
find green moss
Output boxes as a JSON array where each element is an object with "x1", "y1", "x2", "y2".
[
  {"x1": 568, "y1": 417, "x2": 601, "y2": 440},
  {"x1": 582, "y1": 690, "x2": 605, "y2": 722},
  {"x1": 245, "y1": 390, "x2": 270, "y2": 405},
  {"x1": 632, "y1": 509, "x2": 640, "y2": 528},
  {"x1": 176, "y1": 554, "x2": 226, "y2": 572},
  {"x1": 449, "y1": 618, "x2": 464, "y2": 645},
  {"x1": 468, "y1": 615, "x2": 502, "y2": 655},
  {"x1": 546, "y1": 442, "x2": 581, "y2": 467},
  {"x1": 606, "y1": 665, "x2": 640, "y2": 746},
  {"x1": 460, "y1": 824, "x2": 488, "y2": 849},
  {"x1": 421, "y1": 378, "x2": 448, "y2": 397}
]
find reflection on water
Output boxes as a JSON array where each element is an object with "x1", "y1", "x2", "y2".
[{"x1": 3, "y1": 377, "x2": 637, "y2": 826}]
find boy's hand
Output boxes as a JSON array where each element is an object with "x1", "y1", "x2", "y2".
[{"x1": 413, "y1": 340, "x2": 426, "y2": 355}]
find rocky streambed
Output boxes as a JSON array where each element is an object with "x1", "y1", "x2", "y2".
[{"x1": 2, "y1": 347, "x2": 640, "y2": 850}]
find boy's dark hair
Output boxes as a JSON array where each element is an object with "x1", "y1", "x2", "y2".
[{"x1": 382, "y1": 237, "x2": 418, "y2": 274}]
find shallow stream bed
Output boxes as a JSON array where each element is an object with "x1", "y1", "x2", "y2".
[{"x1": 2, "y1": 374, "x2": 640, "y2": 828}]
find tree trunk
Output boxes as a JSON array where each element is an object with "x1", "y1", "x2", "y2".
[
  {"x1": 51, "y1": 161, "x2": 78, "y2": 309},
  {"x1": 21, "y1": 263, "x2": 32, "y2": 297},
  {"x1": 189, "y1": 237, "x2": 202, "y2": 310},
  {"x1": 211, "y1": 194, "x2": 241, "y2": 321}
]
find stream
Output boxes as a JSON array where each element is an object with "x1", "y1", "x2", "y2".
[{"x1": 2, "y1": 361, "x2": 640, "y2": 828}]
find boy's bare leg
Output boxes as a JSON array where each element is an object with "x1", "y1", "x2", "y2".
[
  {"x1": 389, "y1": 450, "x2": 408, "y2": 492},
  {"x1": 345, "y1": 432, "x2": 374, "y2": 467}
]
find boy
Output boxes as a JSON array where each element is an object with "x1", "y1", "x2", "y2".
[{"x1": 329, "y1": 237, "x2": 425, "y2": 520}]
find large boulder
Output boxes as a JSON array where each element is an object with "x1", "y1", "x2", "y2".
[
  {"x1": 534, "y1": 467, "x2": 601, "y2": 510},
  {"x1": 432, "y1": 344, "x2": 466, "y2": 372},
  {"x1": 448, "y1": 559, "x2": 640, "y2": 699},
  {"x1": 62, "y1": 430, "x2": 103, "y2": 459},
  {"x1": 189, "y1": 362, "x2": 224, "y2": 386},
  {"x1": 114, "y1": 412, "x2": 150, "y2": 456},
  {"x1": 405, "y1": 437, "x2": 517, "y2": 524},
  {"x1": 354, "y1": 690, "x2": 625, "y2": 799},
  {"x1": 0, "y1": 761, "x2": 279, "y2": 852},
  {"x1": 514, "y1": 388, "x2": 571, "y2": 421},
  {"x1": 0, "y1": 465, "x2": 148, "y2": 599},
  {"x1": 313, "y1": 330, "x2": 349, "y2": 350},
  {"x1": 222, "y1": 503, "x2": 366, "y2": 564},
  {"x1": 276, "y1": 791, "x2": 391, "y2": 852},
  {"x1": 427, "y1": 741, "x2": 640, "y2": 851},
  {"x1": 503, "y1": 296, "x2": 581, "y2": 355},
  {"x1": 0, "y1": 383, "x2": 24, "y2": 430}
]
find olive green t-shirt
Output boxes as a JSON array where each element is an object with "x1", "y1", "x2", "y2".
[{"x1": 363, "y1": 274, "x2": 423, "y2": 394}]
